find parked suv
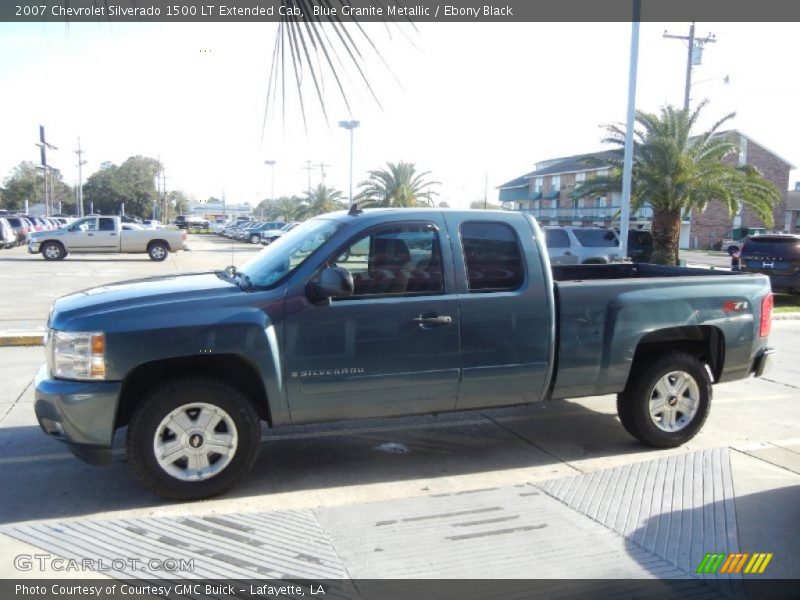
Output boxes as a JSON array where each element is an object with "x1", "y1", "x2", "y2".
[
  {"x1": 545, "y1": 226, "x2": 654, "y2": 265},
  {"x1": 544, "y1": 226, "x2": 619, "y2": 264},
  {"x1": 740, "y1": 234, "x2": 800, "y2": 294}
]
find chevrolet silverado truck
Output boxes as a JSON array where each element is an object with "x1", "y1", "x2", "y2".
[
  {"x1": 34, "y1": 209, "x2": 775, "y2": 500},
  {"x1": 28, "y1": 215, "x2": 188, "y2": 261}
]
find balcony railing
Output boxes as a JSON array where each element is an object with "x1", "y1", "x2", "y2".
[{"x1": 518, "y1": 206, "x2": 654, "y2": 221}]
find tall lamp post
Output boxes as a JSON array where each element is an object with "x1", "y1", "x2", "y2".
[
  {"x1": 338, "y1": 120, "x2": 360, "y2": 206},
  {"x1": 264, "y1": 160, "x2": 276, "y2": 203}
]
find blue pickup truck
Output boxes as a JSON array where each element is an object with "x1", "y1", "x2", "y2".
[{"x1": 34, "y1": 209, "x2": 775, "y2": 499}]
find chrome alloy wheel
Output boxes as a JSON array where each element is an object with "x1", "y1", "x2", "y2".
[
  {"x1": 648, "y1": 370, "x2": 700, "y2": 432},
  {"x1": 150, "y1": 245, "x2": 167, "y2": 260},
  {"x1": 153, "y1": 403, "x2": 238, "y2": 481},
  {"x1": 44, "y1": 244, "x2": 62, "y2": 259}
]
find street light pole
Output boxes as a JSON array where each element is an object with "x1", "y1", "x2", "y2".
[
  {"x1": 339, "y1": 120, "x2": 360, "y2": 206},
  {"x1": 264, "y1": 160, "x2": 276, "y2": 203}
]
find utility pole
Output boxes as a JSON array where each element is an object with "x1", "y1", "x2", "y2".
[
  {"x1": 75, "y1": 138, "x2": 87, "y2": 217},
  {"x1": 315, "y1": 162, "x2": 330, "y2": 185},
  {"x1": 303, "y1": 160, "x2": 314, "y2": 193},
  {"x1": 664, "y1": 23, "x2": 716, "y2": 111},
  {"x1": 36, "y1": 125, "x2": 58, "y2": 216}
]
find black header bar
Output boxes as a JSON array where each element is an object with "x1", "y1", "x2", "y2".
[{"x1": 3, "y1": 0, "x2": 800, "y2": 23}]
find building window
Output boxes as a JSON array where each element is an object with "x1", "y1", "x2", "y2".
[
  {"x1": 575, "y1": 172, "x2": 586, "y2": 184},
  {"x1": 534, "y1": 177, "x2": 543, "y2": 193},
  {"x1": 597, "y1": 169, "x2": 609, "y2": 177},
  {"x1": 550, "y1": 175, "x2": 561, "y2": 191},
  {"x1": 595, "y1": 196, "x2": 606, "y2": 208}
]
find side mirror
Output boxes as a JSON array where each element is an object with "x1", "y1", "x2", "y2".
[{"x1": 308, "y1": 266, "x2": 354, "y2": 301}]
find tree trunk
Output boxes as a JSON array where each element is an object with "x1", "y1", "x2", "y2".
[{"x1": 650, "y1": 207, "x2": 682, "y2": 265}]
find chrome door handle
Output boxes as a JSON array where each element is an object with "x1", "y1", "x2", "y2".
[{"x1": 412, "y1": 315, "x2": 453, "y2": 326}]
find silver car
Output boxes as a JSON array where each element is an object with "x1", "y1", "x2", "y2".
[{"x1": 544, "y1": 226, "x2": 621, "y2": 265}]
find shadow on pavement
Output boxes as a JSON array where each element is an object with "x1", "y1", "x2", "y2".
[
  {"x1": 0, "y1": 399, "x2": 656, "y2": 524},
  {"x1": 627, "y1": 489, "x2": 800, "y2": 599}
]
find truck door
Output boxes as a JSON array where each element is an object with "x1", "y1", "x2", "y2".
[
  {"x1": 283, "y1": 219, "x2": 461, "y2": 423},
  {"x1": 93, "y1": 217, "x2": 119, "y2": 251},
  {"x1": 63, "y1": 217, "x2": 98, "y2": 251},
  {"x1": 445, "y1": 216, "x2": 553, "y2": 409}
]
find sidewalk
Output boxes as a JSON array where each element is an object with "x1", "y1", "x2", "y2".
[{"x1": 2, "y1": 444, "x2": 797, "y2": 593}]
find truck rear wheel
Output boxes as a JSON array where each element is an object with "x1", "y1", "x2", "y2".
[
  {"x1": 127, "y1": 377, "x2": 261, "y2": 500},
  {"x1": 616, "y1": 352, "x2": 711, "y2": 448},
  {"x1": 148, "y1": 242, "x2": 168, "y2": 261},
  {"x1": 42, "y1": 241, "x2": 66, "y2": 261}
]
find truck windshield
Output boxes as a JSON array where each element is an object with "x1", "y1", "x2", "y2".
[{"x1": 238, "y1": 218, "x2": 341, "y2": 288}]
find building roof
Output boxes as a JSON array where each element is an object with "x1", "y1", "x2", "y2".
[
  {"x1": 497, "y1": 150, "x2": 616, "y2": 190},
  {"x1": 715, "y1": 130, "x2": 796, "y2": 169},
  {"x1": 498, "y1": 130, "x2": 795, "y2": 193}
]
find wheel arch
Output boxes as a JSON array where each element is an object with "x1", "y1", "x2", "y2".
[
  {"x1": 147, "y1": 238, "x2": 171, "y2": 252},
  {"x1": 631, "y1": 325, "x2": 725, "y2": 383},
  {"x1": 115, "y1": 354, "x2": 271, "y2": 429}
]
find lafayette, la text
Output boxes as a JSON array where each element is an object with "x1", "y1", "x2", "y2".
[{"x1": 16, "y1": 584, "x2": 325, "y2": 597}]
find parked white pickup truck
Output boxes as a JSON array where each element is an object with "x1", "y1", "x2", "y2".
[{"x1": 27, "y1": 216, "x2": 188, "y2": 261}]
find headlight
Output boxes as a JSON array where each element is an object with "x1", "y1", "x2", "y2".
[{"x1": 52, "y1": 331, "x2": 106, "y2": 380}]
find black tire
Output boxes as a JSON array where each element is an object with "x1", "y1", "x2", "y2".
[
  {"x1": 41, "y1": 241, "x2": 66, "y2": 261},
  {"x1": 617, "y1": 352, "x2": 711, "y2": 448},
  {"x1": 250, "y1": 234, "x2": 261, "y2": 245},
  {"x1": 148, "y1": 241, "x2": 169, "y2": 261},
  {"x1": 127, "y1": 377, "x2": 261, "y2": 500}
]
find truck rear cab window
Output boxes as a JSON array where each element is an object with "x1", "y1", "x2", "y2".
[
  {"x1": 333, "y1": 223, "x2": 444, "y2": 297},
  {"x1": 460, "y1": 222, "x2": 524, "y2": 292},
  {"x1": 99, "y1": 218, "x2": 115, "y2": 231}
]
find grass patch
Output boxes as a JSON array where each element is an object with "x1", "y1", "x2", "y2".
[{"x1": 774, "y1": 293, "x2": 800, "y2": 313}]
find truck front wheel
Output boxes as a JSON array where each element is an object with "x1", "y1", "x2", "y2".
[
  {"x1": 148, "y1": 242, "x2": 169, "y2": 261},
  {"x1": 127, "y1": 377, "x2": 261, "y2": 500},
  {"x1": 616, "y1": 352, "x2": 711, "y2": 448},
  {"x1": 42, "y1": 241, "x2": 66, "y2": 261}
]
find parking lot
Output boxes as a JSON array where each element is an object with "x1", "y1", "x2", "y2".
[{"x1": 0, "y1": 234, "x2": 798, "y2": 588}]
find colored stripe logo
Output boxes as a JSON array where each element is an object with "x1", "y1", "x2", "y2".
[{"x1": 696, "y1": 553, "x2": 773, "y2": 574}]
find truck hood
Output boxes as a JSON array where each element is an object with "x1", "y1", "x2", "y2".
[
  {"x1": 29, "y1": 228, "x2": 67, "y2": 240},
  {"x1": 50, "y1": 272, "x2": 242, "y2": 329}
]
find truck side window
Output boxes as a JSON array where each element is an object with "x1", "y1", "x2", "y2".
[
  {"x1": 460, "y1": 222, "x2": 524, "y2": 293},
  {"x1": 99, "y1": 218, "x2": 115, "y2": 232},
  {"x1": 333, "y1": 224, "x2": 444, "y2": 298}
]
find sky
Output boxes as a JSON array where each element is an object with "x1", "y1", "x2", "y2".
[{"x1": 0, "y1": 20, "x2": 798, "y2": 210}]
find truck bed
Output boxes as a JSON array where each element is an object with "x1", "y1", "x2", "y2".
[{"x1": 549, "y1": 263, "x2": 771, "y2": 400}]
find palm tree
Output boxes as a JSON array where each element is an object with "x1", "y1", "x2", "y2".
[
  {"x1": 571, "y1": 101, "x2": 781, "y2": 265},
  {"x1": 356, "y1": 161, "x2": 439, "y2": 207},
  {"x1": 296, "y1": 184, "x2": 347, "y2": 219},
  {"x1": 265, "y1": 4, "x2": 406, "y2": 129}
]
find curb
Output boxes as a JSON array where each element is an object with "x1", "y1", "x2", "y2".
[
  {"x1": 0, "y1": 333, "x2": 44, "y2": 347},
  {"x1": 773, "y1": 312, "x2": 800, "y2": 320}
]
